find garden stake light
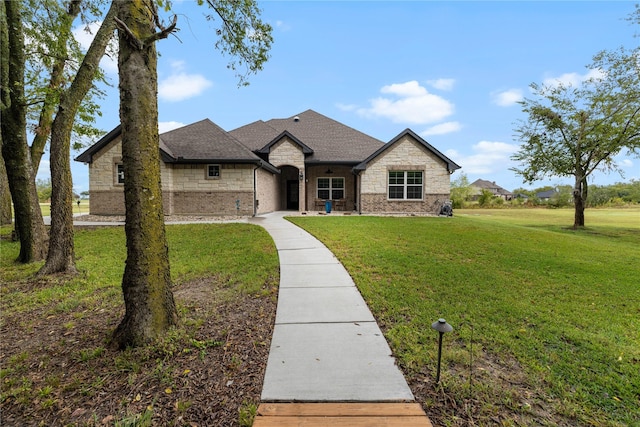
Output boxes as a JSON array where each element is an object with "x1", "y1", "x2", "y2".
[{"x1": 431, "y1": 318, "x2": 453, "y2": 384}]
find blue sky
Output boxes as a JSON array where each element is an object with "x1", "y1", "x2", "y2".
[{"x1": 50, "y1": 1, "x2": 638, "y2": 194}]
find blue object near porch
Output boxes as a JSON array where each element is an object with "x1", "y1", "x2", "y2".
[{"x1": 325, "y1": 200, "x2": 332, "y2": 213}]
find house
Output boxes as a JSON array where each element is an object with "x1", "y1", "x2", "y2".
[
  {"x1": 75, "y1": 110, "x2": 461, "y2": 216},
  {"x1": 470, "y1": 179, "x2": 513, "y2": 201},
  {"x1": 536, "y1": 189, "x2": 557, "y2": 201}
]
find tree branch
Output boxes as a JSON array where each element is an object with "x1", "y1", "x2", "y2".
[{"x1": 114, "y1": 16, "x2": 144, "y2": 50}]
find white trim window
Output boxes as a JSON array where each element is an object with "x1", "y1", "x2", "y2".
[
  {"x1": 116, "y1": 163, "x2": 125, "y2": 184},
  {"x1": 388, "y1": 171, "x2": 423, "y2": 200},
  {"x1": 317, "y1": 177, "x2": 345, "y2": 200},
  {"x1": 206, "y1": 164, "x2": 220, "y2": 179}
]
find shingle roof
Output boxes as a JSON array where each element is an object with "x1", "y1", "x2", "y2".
[
  {"x1": 159, "y1": 119, "x2": 260, "y2": 162},
  {"x1": 75, "y1": 119, "x2": 279, "y2": 173},
  {"x1": 230, "y1": 109, "x2": 385, "y2": 163},
  {"x1": 471, "y1": 179, "x2": 512, "y2": 195}
]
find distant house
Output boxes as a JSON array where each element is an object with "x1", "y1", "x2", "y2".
[
  {"x1": 536, "y1": 189, "x2": 557, "y2": 201},
  {"x1": 75, "y1": 110, "x2": 461, "y2": 216},
  {"x1": 470, "y1": 179, "x2": 513, "y2": 201}
]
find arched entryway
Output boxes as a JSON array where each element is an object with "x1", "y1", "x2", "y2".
[{"x1": 280, "y1": 165, "x2": 304, "y2": 211}]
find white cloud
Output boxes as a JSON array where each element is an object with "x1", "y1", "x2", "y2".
[
  {"x1": 72, "y1": 21, "x2": 118, "y2": 74},
  {"x1": 159, "y1": 121, "x2": 185, "y2": 133},
  {"x1": 421, "y1": 121, "x2": 462, "y2": 136},
  {"x1": 357, "y1": 80, "x2": 454, "y2": 124},
  {"x1": 158, "y1": 61, "x2": 213, "y2": 102},
  {"x1": 336, "y1": 103, "x2": 358, "y2": 112},
  {"x1": 454, "y1": 140, "x2": 519, "y2": 174},
  {"x1": 492, "y1": 89, "x2": 523, "y2": 107},
  {"x1": 275, "y1": 20, "x2": 292, "y2": 31},
  {"x1": 621, "y1": 159, "x2": 633, "y2": 167},
  {"x1": 543, "y1": 68, "x2": 606, "y2": 89},
  {"x1": 427, "y1": 78, "x2": 455, "y2": 91}
]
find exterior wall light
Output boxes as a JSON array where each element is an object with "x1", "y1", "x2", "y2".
[{"x1": 431, "y1": 318, "x2": 453, "y2": 384}]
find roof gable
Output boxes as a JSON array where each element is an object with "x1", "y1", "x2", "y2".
[
  {"x1": 256, "y1": 130, "x2": 314, "y2": 155},
  {"x1": 354, "y1": 129, "x2": 461, "y2": 172},
  {"x1": 76, "y1": 119, "x2": 269, "y2": 166},
  {"x1": 75, "y1": 125, "x2": 122, "y2": 163}
]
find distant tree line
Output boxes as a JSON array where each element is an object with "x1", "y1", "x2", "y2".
[{"x1": 451, "y1": 174, "x2": 640, "y2": 209}]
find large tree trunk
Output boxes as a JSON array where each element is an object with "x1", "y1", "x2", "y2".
[
  {"x1": 39, "y1": 2, "x2": 117, "y2": 276},
  {"x1": 111, "y1": 0, "x2": 177, "y2": 348},
  {"x1": 573, "y1": 174, "x2": 587, "y2": 229},
  {"x1": 1, "y1": 0, "x2": 47, "y2": 262}
]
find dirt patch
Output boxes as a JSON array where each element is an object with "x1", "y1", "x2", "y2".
[
  {"x1": 405, "y1": 349, "x2": 572, "y2": 426},
  {"x1": 0, "y1": 277, "x2": 277, "y2": 426}
]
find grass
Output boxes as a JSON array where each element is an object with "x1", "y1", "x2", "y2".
[
  {"x1": 1, "y1": 223, "x2": 277, "y2": 314},
  {"x1": 38, "y1": 200, "x2": 90, "y2": 218},
  {"x1": 288, "y1": 207, "x2": 640, "y2": 426}
]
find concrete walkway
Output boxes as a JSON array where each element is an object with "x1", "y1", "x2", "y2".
[{"x1": 250, "y1": 212, "x2": 414, "y2": 402}]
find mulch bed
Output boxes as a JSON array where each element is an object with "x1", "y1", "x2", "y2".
[{"x1": 0, "y1": 277, "x2": 277, "y2": 426}]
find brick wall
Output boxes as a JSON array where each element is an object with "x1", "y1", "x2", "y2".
[
  {"x1": 256, "y1": 168, "x2": 278, "y2": 214},
  {"x1": 171, "y1": 191, "x2": 254, "y2": 215},
  {"x1": 87, "y1": 137, "x2": 261, "y2": 215},
  {"x1": 360, "y1": 193, "x2": 450, "y2": 215}
]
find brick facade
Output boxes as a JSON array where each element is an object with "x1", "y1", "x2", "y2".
[
  {"x1": 359, "y1": 135, "x2": 451, "y2": 214},
  {"x1": 87, "y1": 136, "x2": 266, "y2": 216},
  {"x1": 83, "y1": 122, "x2": 455, "y2": 217}
]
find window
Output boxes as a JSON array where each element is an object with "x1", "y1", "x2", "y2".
[
  {"x1": 116, "y1": 163, "x2": 125, "y2": 184},
  {"x1": 388, "y1": 171, "x2": 423, "y2": 200},
  {"x1": 206, "y1": 164, "x2": 220, "y2": 179},
  {"x1": 317, "y1": 177, "x2": 345, "y2": 199}
]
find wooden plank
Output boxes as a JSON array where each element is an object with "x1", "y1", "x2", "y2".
[
  {"x1": 257, "y1": 403, "x2": 427, "y2": 417},
  {"x1": 253, "y1": 415, "x2": 433, "y2": 427}
]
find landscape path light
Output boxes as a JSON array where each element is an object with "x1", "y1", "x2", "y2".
[{"x1": 431, "y1": 318, "x2": 453, "y2": 384}]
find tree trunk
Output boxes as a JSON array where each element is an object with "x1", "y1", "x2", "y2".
[
  {"x1": 111, "y1": 0, "x2": 177, "y2": 348},
  {"x1": 573, "y1": 174, "x2": 587, "y2": 229},
  {"x1": 39, "y1": 2, "x2": 117, "y2": 276},
  {"x1": 1, "y1": 0, "x2": 47, "y2": 263}
]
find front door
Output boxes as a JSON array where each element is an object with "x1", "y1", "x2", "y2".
[{"x1": 286, "y1": 180, "x2": 299, "y2": 210}]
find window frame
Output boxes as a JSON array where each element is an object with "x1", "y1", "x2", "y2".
[
  {"x1": 317, "y1": 176, "x2": 345, "y2": 200},
  {"x1": 115, "y1": 163, "x2": 125, "y2": 185},
  {"x1": 206, "y1": 164, "x2": 221, "y2": 179},
  {"x1": 387, "y1": 170, "x2": 423, "y2": 200}
]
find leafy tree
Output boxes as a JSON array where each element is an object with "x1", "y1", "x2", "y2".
[
  {"x1": 111, "y1": 0, "x2": 272, "y2": 348},
  {"x1": 36, "y1": 178, "x2": 52, "y2": 202},
  {"x1": 511, "y1": 46, "x2": 640, "y2": 228},
  {"x1": 450, "y1": 172, "x2": 472, "y2": 208},
  {"x1": 478, "y1": 189, "x2": 494, "y2": 207}
]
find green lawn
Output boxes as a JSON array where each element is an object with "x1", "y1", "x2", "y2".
[
  {"x1": 288, "y1": 208, "x2": 640, "y2": 426},
  {"x1": 38, "y1": 200, "x2": 90, "y2": 218}
]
